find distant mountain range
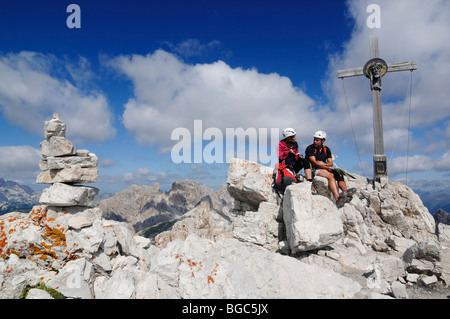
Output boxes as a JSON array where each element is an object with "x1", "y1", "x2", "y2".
[
  {"x1": 98, "y1": 180, "x2": 233, "y2": 232},
  {"x1": 0, "y1": 176, "x2": 448, "y2": 218},
  {"x1": 414, "y1": 190, "x2": 450, "y2": 215},
  {"x1": 0, "y1": 178, "x2": 40, "y2": 214}
]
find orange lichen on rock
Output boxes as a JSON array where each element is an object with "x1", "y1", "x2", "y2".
[
  {"x1": 29, "y1": 206, "x2": 47, "y2": 223},
  {"x1": 44, "y1": 225, "x2": 66, "y2": 247},
  {"x1": 0, "y1": 218, "x2": 10, "y2": 258},
  {"x1": 173, "y1": 254, "x2": 220, "y2": 285},
  {"x1": 0, "y1": 206, "x2": 71, "y2": 263}
]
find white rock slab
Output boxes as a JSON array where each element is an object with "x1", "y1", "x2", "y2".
[{"x1": 39, "y1": 183, "x2": 99, "y2": 206}]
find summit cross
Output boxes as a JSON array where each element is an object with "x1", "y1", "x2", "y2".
[{"x1": 337, "y1": 35, "x2": 418, "y2": 183}]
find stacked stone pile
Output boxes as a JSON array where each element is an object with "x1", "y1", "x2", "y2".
[{"x1": 36, "y1": 114, "x2": 99, "y2": 208}]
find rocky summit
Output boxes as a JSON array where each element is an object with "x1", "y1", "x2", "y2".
[{"x1": 0, "y1": 117, "x2": 449, "y2": 299}]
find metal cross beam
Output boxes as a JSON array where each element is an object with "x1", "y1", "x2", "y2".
[{"x1": 337, "y1": 35, "x2": 418, "y2": 183}]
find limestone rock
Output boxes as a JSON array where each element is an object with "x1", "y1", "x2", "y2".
[
  {"x1": 40, "y1": 153, "x2": 97, "y2": 170},
  {"x1": 419, "y1": 275, "x2": 438, "y2": 286},
  {"x1": 283, "y1": 182, "x2": 344, "y2": 253},
  {"x1": 154, "y1": 197, "x2": 233, "y2": 248},
  {"x1": 378, "y1": 182, "x2": 435, "y2": 238},
  {"x1": 39, "y1": 183, "x2": 98, "y2": 207},
  {"x1": 403, "y1": 241, "x2": 440, "y2": 265},
  {"x1": 437, "y1": 223, "x2": 450, "y2": 242},
  {"x1": 152, "y1": 235, "x2": 361, "y2": 299},
  {"x1": 37, "y1": 115, "x2": 99, "y2": 209},
  {"x1": 40, "y1": 137, "x2": 76, "y2": 158},
  {"x1": 434, "y1": 209, "x2": 450, "y2": 242},
  {"x1": 26, "y1": 288, "x2": 54, "y2": 299},
  {"x1": 226, "y1": 158, "x2": 276, "y2": 209},
  {"x1": 231, "y1": 202, "x2": 280, "y2": 251},
  {"x1": 311, "y1": 176, "x2": 333, "y2": 200},
  {"x1": 46, "y1": 258, "x2": 94, "y2": 299},
  {"x1": 2, "y1": 147, "x2": 449, "y2": 300},
  {"x1": 94, "y1": 269, "x2": 136, "y2": 299},
  {"x1": 36, "y1": 167, "x2": 98, "y2": 184},
  {"x1": 44, "y1": 114, "x2": 66, "y2": 139},
  {"x1": 402, "y1": 241, "x2": 442, "y2": 279}
]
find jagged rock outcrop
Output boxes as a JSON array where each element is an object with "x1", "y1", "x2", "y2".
[
  {"x1": 0, "y1": 202, "x2": 363, "y2": 299},
  {"x1": 283, "y1": 182, "x2": 344, "y2": 253},
  {"x1": 153, "y1": 196, "x2": 234, "y2": 248},
  {"x1": 226, "y1": 158, "x2": 449, "y2": 298},
  {"x1": 434, "y1": 209, "x2": 450, "y2": 242},
  {"x1": 99, "y1": 181, "x2": 233, "y2": 232},
  {"x1": 226, "y1": 158, "x2": 277, "y2": 211}
]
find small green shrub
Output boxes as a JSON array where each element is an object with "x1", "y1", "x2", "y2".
[{"x1": 19, "y1": 282, "x2": 66, "y2": 299}]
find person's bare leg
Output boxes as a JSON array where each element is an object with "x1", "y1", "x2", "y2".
[
  {"x1": 317, "y1": 170, "x2": 339, "y2": 200},
  {"x1": 337, "y1": 178, "x2": 347, "y2": 193},
  {"x1": 305, "y1": 168, "x2": 312, "y2": 180}
]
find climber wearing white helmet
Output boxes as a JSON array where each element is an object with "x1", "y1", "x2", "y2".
[
  {"x1": 277, "y1": 128, "x2": 305, "y2": 174},
  {"x1": 305, "y1": 130, "x2": 355, "y2": 208}
]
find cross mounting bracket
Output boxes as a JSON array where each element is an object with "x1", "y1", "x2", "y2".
[{"x1": 363, "y1": 58, "x2": 388, "y2": 91}]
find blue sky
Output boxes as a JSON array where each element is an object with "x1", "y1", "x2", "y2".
[{"x1": 0, "y1": 0, "x2": 449, "y2": 195}]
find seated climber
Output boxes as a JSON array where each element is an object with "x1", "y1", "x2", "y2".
[
  {"x1": 277, "y1": 128, "x2": 306, "y2": 175},
  {"x1": 305, "y1": 130, "x2": 355, "y2": 208},
  {"x1": 273, "y1": 128, "x2": 307, "y2": 195}
]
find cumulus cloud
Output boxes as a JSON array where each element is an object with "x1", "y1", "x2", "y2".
[
  {"x1": 0, "y1": 51, "x2": 116, "y2": 144},
  {"x1": 98, "y1": 167, "x2": 178, "y2": 192},
  {"x1": 388, "y1": 151, "x2": 450, "y2": 177},
  {"x1": 325, "y1": 0, "x2": 450, "y2": 166},
  {"x1": 98, "y1": 158, "x2": 118, "y2": 168},
  {"x1": 108, "y1": 49, "x2": 321, "y2": 154},
  {"x1": 108, "y1": 0, "x2": 450, "y2": 174},
  {"x1": 0, "y1": 145, "x2": 40, "y2": 180}
]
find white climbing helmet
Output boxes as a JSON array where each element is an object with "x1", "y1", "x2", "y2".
[
  {"x1": 282, "y1": 128, "x2": 296, "y2": 139},
  {"x1": 313, "y1": 130, "x2": 327, "y2": 140}
]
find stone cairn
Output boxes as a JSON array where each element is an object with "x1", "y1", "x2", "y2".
[{"x1": 37, "y1": 114, "x2": 99, "y2": 208}]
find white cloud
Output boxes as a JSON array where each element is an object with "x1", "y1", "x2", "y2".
[
  {"x1": 434, "y1": 151, "x2": 450, "y2": 171},
  {"x1": 98, "y1": 158, "x2": 118, "y2": 168},
  {"x1": 109, "y1": 49, "x2": 320, "y2": 153},
  {"x1": 108, "y1": 1, "x2": 450, "y2": 175},
  {"x1": 325, "y1": 0, "x2": 450, "y2": 165},
  {"x1": 98, "y1": 167, "x2": 175, "y2": 192},
  {"x1": 389, "y1": 151, "x2": 450, "y2": 177},
  {"x1": 0, "y1": 51, "x2": 116, "y2": 144},
  {"x1": 0, "y1": 145, "x2": 40, "y2": 180}
]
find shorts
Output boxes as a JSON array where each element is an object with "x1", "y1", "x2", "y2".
[
  {"x1": 312, "y1": 166, "x2": 342, "y2": 180},
  {"x1": 311, "y1": 167, "x2": 321, "y2": 178}
]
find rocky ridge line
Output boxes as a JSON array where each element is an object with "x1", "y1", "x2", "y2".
[
  {"x1": 98, "y1": 181, "x2": 232, "y2": 233},
  {"x1": 0, "y1": 117, "x2": 449, "y2": 299}
]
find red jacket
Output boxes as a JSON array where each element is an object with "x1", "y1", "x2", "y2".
[{"x1": 277, "y1": 140, "x2": 299, "y2": 162}]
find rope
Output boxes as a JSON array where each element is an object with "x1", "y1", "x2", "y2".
[
  {"x1": 388, "y1": 71, "x2": 414, "y2": 185},
  {"x1": 406, "y1": 70, "x2": 413, "y2": 186},
  {"x1": 341, "y1": 78, "x2": 366, "y2": 177},
  {"x1": 389, "y1": 72, "x2": 412, "y2": 160}
]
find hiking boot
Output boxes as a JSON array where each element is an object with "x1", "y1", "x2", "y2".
[
  {"x1": 340, "y1": 188, "x2": 357, "y2": 197},
  {"x1": 336, "y1": 195, "x2": 352, "y2": 208}
]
